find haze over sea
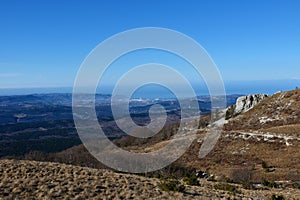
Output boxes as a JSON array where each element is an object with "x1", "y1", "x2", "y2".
[{"x1": 0, "y1": 79, "x2": 299, "y2": 99}]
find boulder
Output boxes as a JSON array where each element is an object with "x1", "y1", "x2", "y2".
[{"x1": 234, "y1": 94, "x2": 268, "y2": 115}]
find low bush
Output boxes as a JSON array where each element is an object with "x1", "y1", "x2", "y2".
[
  {"x1": 213, "y1": 183, "x2": 239, "y2": 194},
  {"x1": 269, "y1": 194, "x2": 285, "y2": 200},
  {"x1": 261, "y1": 161, "x2": 274, "y2": 172},
  {"x1": 225, "y1": 105, "x2": 236, "y2": 120},
  {"x1": 207, "y1": 175, "x2": 216, "y2": 182},
  {"x1": 242, "y1": 182, "x2": 255, "y2": 190},
  {"x1": 229, "y1": 167, "x2": 252, "y2": 183},
  {"x1": 262, "y1": 179, "x2": 278, "y2": 188},
  {"x1": 159, "y1": 177, "x2": 185, "y2": 193},
  {"x1": 183, "y1": 171, "x2": 199, "y2": 186},
  {"x1": 262, "y1": 161, "x2": 268, "y2": 169}
]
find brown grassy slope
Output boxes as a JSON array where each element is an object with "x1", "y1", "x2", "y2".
[
  {"x1": 182, "y1": 134, "x2": 300, "y2": 182},
  {"x1": 1, "y1": 159, "x2": 299, "y2": 200},
  {"x1": 225, "y1": 88, "x2": 300, "y2": 131},
  {"x1": 259, "y1": 124, "x2": 300, "y2": 137},
  {"x1": 189, "y1": 89, "x2": 300, "y2": 183},
  {"x1": 153, "y1": 89, "x2": 300, "y2": 183}
]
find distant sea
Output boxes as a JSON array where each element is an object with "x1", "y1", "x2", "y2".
[{"x1": 0, "y1": 79, "x2": 299, "y2": 98}]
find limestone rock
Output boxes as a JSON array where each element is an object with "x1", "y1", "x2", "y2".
[{"x1": 234, "y1": 94, "x2": 268, "y2": 115}]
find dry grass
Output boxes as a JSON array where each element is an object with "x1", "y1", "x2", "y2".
[
  {"x1": 259, "y1": 124, "x2": 300, "y2": 137},
  {"x1": 0, "y1": 159, "x2": 299, "y2": 199},
  {"x1": 225, "y1": 89, "x2": 300, "y2": 131}
]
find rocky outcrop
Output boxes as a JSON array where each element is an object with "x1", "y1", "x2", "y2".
[
  {"x1": 224, "y1": 89, "x2": 300, "y2": 131},
  {"x1": 234, "y1": 94, "x2": 268, "y2": 115}
]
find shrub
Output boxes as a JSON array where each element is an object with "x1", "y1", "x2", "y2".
[
  {"x1": 242, "y1": 182, "x2": 255, "y2": 190},
  {"x1": 262, "y1": 161, "x2": 268, "y2": 169},
  {"x1": 269, "y1": 194, "x2": 285, "y2": 200},
  {"x1": 225, "y1": 105, "x2": 236, "y2": 120},
  {"x1": 183, "y1": 171, "x2": 199, "y2": 186},
  {"x1": 159, "y1": 177, "x2": 185, "y2": 193},
  {"x1": 292, "y1": 182, "x2": 300, "y2": 189},
  {"x1": 207, "y1": 175, "x2": 216, "y2": 182},
  {"x1": 261, "y1": 161, "x2": 274, "y2": 172},
  {"x1": 262, "y1": 180, "x2": 278, "y2": 188},
  {"x1": 214, "y1": 183, "x2": 239, "y2": 194},
  {"x1": 229, "y1": 167, "x2": 252, "y2": 183}
]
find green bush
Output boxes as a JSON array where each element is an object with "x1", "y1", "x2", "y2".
[
  {"x1": 262, "y1": 161, "x2": 268, "y2": 169},
  {"x1": 261, "y1": 161, "x2": 274, "y2": 172},
  {"x1": 214, "y1": 183, "x2": 239, "y2": 194},
  {"x1": 262, "y1": 180, "x2": 278, "y2": 188},
  {"x1": 292, "y1": 182, "x2": 300, "y2": 189},
  {"x1": 225, "y1": 105, "x2": 235, "y2": 120},
  {"x1": 159, "y1": 178, "x2": 185, "y2": 193},
  {"x1": 269, "y1": 194, "x2": 285, "y2": 200},
  {"x1": 183, "y1": 173, "x2": 200, "y2": 186},
  {"x1": 207, "y1": 175, "x2": 216, "y2": 182}
]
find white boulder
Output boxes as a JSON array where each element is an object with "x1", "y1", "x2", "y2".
[{"x1": 234, "y1": 94, "x2": 268, "y2": 115}]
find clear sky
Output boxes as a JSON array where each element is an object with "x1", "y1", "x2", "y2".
[{"x1": 0, "y1": 0, "x2": 300, "y2": 89}]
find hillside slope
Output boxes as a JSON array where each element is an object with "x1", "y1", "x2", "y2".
[
  {"x1": 187, "y1": 89, "x2": 300, "y2": 184},
  {"x1": 5, "y1": 89, "x2": 299, "y2": 199},
  {"x1": 225, "y1": 88, "x2": 300, "y2": 131},
  {"x1": 1, "y1": 159, "x2": 299, "y2": 199}
]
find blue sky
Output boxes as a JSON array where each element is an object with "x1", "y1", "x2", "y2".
[{"x1": 0, "y1": 0, "x2": 300, "y2": 89}]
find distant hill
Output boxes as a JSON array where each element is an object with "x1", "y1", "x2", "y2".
[{"x1": 0, "y1": 93, "x2": 240, "y2": 124}]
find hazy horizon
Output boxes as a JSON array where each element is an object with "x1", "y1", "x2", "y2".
[{"x1": 0, "y1": 79, "x2": 299, "y2": 98}]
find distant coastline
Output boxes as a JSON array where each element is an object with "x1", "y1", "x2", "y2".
[{"x1": 0, "y1": 79, "x2": 299, "y2": 98}]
